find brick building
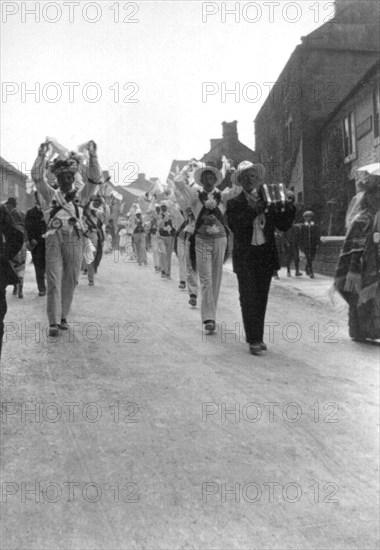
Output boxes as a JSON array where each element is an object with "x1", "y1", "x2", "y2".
[
  {"x1": 320, "y1": 60, "x2": 380, "y2": 234},
  {"x1": 0, "y1": 156, "x2": 28, "y2": 212},
  {"x1": 254, "y1": 0, "x2": 380, "y2": 225},
  {"x1": 201, "y1": 120, "x2": 258, "y2": 168}
]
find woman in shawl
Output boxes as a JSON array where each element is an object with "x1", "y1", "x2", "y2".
[{"x1": 334, "y1": 173, "x2": 380, "y2": 342}]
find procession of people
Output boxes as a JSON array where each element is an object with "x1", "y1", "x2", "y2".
[{"x1": 1, "y1": 138, "x2": 379, "y2": 358}]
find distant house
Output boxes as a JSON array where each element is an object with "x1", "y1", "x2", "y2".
[
  {"x1": 0, "y1": 156, "x2": 28, "y2": 211},
  {"x1": 201, "y1": 121, "x2": 258, "y2": 168},
  {"x1": 320, "y1": 60, "x2": 380, "y2": 234},
  {"x1": 125, "y1": 172, "x2": 153, "y2": 195},
  {"x1": 255, "y1": 0, "x2": 380, "y2": 223}
]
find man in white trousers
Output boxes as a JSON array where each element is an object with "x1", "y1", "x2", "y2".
[
  {"x1": 31, "y1": 141, "x2": 102, "y2": 336},
  {"x1": 174, "y1": 164, "x2": 239, "y2": 334}
]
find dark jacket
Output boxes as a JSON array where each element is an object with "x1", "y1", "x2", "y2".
[
  {"x1": 299, "y1": 223, "x2": 320, "y2": 253},
  {"x1": 226, "y1": 191, "x2": 296, "y2": 272},
  {"x1": 0, "y1": 205, "x2": 24, "y2": 286},
  {"x1": 25, "y1": 206, "x2": 47, "y2": 244}
]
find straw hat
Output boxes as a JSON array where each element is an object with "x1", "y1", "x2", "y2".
[
  {"x1": 231, "y1": 161, "x2": 266, "y2": 185},
  {"x1": 193, "y1": 164, "x2": 223, "y2": 187}
]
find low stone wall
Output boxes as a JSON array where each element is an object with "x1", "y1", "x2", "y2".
[
  {"x1": 229, "y1": 234, "x2": 345, "y2": 278},
  {"x1": 300, "y1": 237, "x2": 345, "y2": 277}
]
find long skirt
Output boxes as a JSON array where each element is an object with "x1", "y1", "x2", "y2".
[{"x1": 348, "y1": 289, "x2": 380, "y2": 340}]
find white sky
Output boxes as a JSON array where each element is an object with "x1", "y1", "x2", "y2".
[{"x1": 1, "y1": 0, "x2": 335, "y2": 184}]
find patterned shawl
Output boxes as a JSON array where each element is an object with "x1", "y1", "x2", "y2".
[{"x1": 334, "y1": 208, "x2": 379, "y2": 305}]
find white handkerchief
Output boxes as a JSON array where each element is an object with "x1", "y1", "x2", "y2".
[{"x1": 251, "y1": 213, "x2": 266, "y2": 246}]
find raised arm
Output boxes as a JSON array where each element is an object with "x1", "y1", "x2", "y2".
[
  {"x1": 173, "y1": 174, "x2": 198, "y2": 209},
  {"x1": 221, "y1": 184, "x2": 241, "y2": 203},
  {"x1": 80, "y1": 142, "x2": 102, "y2": 202},
  {"x1": 31, "y1": 144, "x2": 55, "y2": 204}
]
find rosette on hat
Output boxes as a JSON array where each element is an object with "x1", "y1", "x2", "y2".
[{"x1": 50, "y1": 157, "x2": 79, "y2": 176}]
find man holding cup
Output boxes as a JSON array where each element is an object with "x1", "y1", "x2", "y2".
[{"x1": 226, "y1": 162, "x2": 296, "y2": 355}]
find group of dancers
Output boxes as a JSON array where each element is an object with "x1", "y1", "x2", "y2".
[{"x1": 1, "y1": 138, "x2": 378, "y2": 358}]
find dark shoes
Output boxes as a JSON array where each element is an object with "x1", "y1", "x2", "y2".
[
  {"x1": 189, "y1": 295, "x2": 197, "y2": 307},
  {"x1": 204, "y1": 320, "x2": 216, "y2": 334},
  {"x1": 249, "y1": 341, "x2": 267, "y2": 355},
  {"x1": 48, "y1": 320, "x2": 68, "y2": 336},
  {"x1": 89, "y1": 281, "x2": 94, "y2": 286},
  {"x1": 179, "y1": 281, "x2": 186, "y2": 290},
  {"x1": 38, "y1": 290, "x2": 46, "y2": 296},
  {"x1": 60, "y1": 319, "x2": 69, "y2": 330},
  {"x1": 249, "y1": 343, "x2": 262, "y2": 355},
  {"x1": 161, "y1": 272, "x2": 166, "y2": 278},
  {"x1": 295, "y1": 271, "x2": 303, "y2": 276},
  {"x1": 49, "y1": 325, "x2": 60, "y2": 337}
]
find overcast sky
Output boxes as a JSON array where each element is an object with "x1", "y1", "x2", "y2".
[{"x1": 1, "y1": 0, "x2": 336, "y2": 184}]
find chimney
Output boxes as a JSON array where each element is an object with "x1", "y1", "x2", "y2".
[
  {"x1": 210, "y1": 139, "x2": 221, "y2": 149},
  {"x1": 137, "y1": 173, "x2": 146, "y2": 181},
  {"x1": 334, "y1": 0, "x2": 362, "y2": 14},
  {"x1": 222, "y1": 120, "x2": 238, "y2": 142}
]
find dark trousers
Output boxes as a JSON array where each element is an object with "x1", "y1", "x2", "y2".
[
  {"x1": 31, "y1": 244, "x2": 46, "y2": 293},
  {"x1": 0, "y1": 285, "x2": 6, "y2": 359},
  {"x1": 305, "y1": 248, "x2": 316, "y2": 274},
  {"x1": 285, "y1": 245, "x2": 300, "y2": 271},
  {"x1": 235, "y1": 263, "x2": 273, "y2": 344}
]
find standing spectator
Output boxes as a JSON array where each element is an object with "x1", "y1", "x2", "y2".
[
  {"x1": 31, "y1": 140, "x2": 101, "y2": 336},
  {"x1": 0, "y1": 205, "x2": 23, "y2": 358},
  {"x1": 5, "y1": 198, "x2": 26, "y2": 299},
  {"x1": 334, "y1": 172, "x2": 380, "y2": 342},
  {"x1": 158, "y1": 202, "x2": 176, "y2": 279},
  {"x1": 132, "y1": 209, "x2": 148, "y2": 266},
  {"x1": 25, "y1": 192, "x2": 47, "y2": 296},
  {"x1": 226, "y1": 162, "x2": 296, "y2": 355},
  {"x1": 283, "y1": 224, "x2": 302, "y2": 277},
  {"x1": 299, "y1": 211, "x2": 320, "y2": 278}
]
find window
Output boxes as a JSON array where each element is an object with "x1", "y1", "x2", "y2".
[
  {"x1": 285, "y1": 116, "x2": 293, "y2": 155},
  {"x1": 373, "y1": 85, "x2": 380, "y2": 139},
  {"x1": 14, "y1": 184, "x2": 19, "y2": 198},
  {"x1": 342, "y1": 112, "x2": 356, "y2": 162}
]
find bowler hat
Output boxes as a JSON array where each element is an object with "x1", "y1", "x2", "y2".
[{"x1": 5, "y1": 197, "x2": 17, "y2": 207}]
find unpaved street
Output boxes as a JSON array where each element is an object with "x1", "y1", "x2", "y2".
[{"x1": 1, "y1": 252, "x2": 379, "y2": 550}]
